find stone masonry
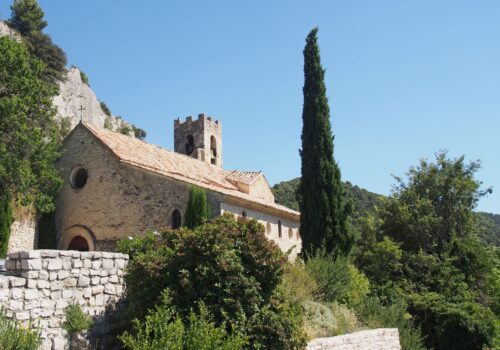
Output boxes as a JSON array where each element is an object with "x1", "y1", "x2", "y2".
[
  {"x1": 306, "y1": 329, "x2": 401, "y2": 350},
  {"x1": 0, "y1": 250, "x2": 128, "y2": 350}
]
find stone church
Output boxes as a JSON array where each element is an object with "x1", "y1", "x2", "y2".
[{"x1": 54, "y1": 114, "x2": 301, "y2": 258}]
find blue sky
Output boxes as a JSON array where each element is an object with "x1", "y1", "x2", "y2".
[{"x1": 1, "y1": 1, "x2": 499, "y2": 213}]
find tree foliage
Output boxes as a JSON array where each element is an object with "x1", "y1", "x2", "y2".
[
  {"x1": 0, "y1": 36, "x2": 62, "y2": 213},
  {"x1": 356, "y1": 152, "x2": 498, "y2": 350},
  {"x1": 8, "y1": 0, "x2": 67, "y2": 84},
  {"x1": 298, "y1": 28, "x2": 352, "y2": 258},
  {"x1": 118, "y1": 214, "x2": 306, "y2": 349},
  {"x1": 184, "y1": 186, "x2": 210, "y2": 229}
]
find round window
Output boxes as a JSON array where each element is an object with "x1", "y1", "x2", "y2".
[{"x1": 70, "y1": 168, "x2": 88, "y2": 189}]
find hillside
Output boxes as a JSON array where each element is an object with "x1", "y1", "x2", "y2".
[{"x1": 272, "y1": 178, "x2": 500, "y2": 246}]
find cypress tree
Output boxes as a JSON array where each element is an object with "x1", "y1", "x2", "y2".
[
  {"x1": 0, "y1": 193, "x2": 13, "y2": 258},
  {"x1": 298, "y1": 28, "x2": 353, "y2": 258},
  {"x1": 184, "y1": 186, "x2": 210, "y2": 229}
]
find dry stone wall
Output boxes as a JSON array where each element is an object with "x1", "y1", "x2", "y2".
[
  {"x1": 0, "y1": 250, "x2": 128, "y2": 350},
  {"x1": 306, "y1": 328, "x2": 401, "y2": 350}
]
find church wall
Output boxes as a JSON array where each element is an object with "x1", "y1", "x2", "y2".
[
  {"x1": 8, "y1": 206, "x2": 37, "y2": 254},
  {"x1": 56, "y1": 127, "x2": 222, "y2": 251},
  {"x1": 220, "y1": 202, "x2": 301, "y2": 259},
  {"x1": 248, "y1": 175, "x2": 275, "y2": 202}
]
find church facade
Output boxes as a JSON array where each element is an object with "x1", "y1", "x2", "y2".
[{"x1": 55, "y1": 114, "x2": 301, "y2": 258}]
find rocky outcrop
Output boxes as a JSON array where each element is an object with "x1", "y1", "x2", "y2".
[
  {"x1": 0, "y1": 21, "x2": 21, "y2": 41},
  {"x1": 53, "y1": 67, "x2": 133, "y2": 134}
]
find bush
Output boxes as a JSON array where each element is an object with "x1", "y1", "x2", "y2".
[
  {"x1": 118, "y1": 124, "x2": 132, "y2": 135},
  {"x1": 119, "y1": 214, "x2": 306, "y2": 349},
  {"x1": 0, "y1": 308, "x2": 41, "y2": 350},
  {"x1": 282, "y1": 260, "x2": 318, "y2": 303},
  {"x1": 79, "y1": 69, "x2": 89, "y2": 86},
  {"x1": 100, "y1": 101, "x2": 112, "y2": 117},
  {"x1": 58, "y1": 116, "x2": 72, "y2": 139},
  {"x1": 355, "y1": 296, "x2": 425, "y2": 350},
  {"x1": 303, "y1": 301, "x2": 358, "y2": 339},
  {"x1": 132, "y1": 125, "x2": 147, "y2": 140},
  {"x1": 104, "y1": 116, "x2": 113, "y2": 130},
  {"x1": 306, "y1": 250, "x2": 369, "y2": 305},
  {"x1": 62, "y1": 304, "x2": 92, "y2": 334},
  {"x1": 120, "y1": 291, "x2": 247, "y2": 350}
]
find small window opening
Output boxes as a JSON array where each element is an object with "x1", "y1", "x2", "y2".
[
  {"x1": 70, "y1": 168, "x2": 88, "y2": 189},
  {"x1": 172, "y1": 209, "x2": 181, "y2": 229},
  {"x1": 185, "y1": 135, "x2": 194, "y2": 155},
  {"x1": 210, "y1": 135, "x2": 217, "y2": 165},
  {"x1": 238, "y1": 210, "x2": 247, "y2": 223},
  {"x1": 266, "y1": 223, "x2": 271, "y2": 235},
  {"x1": 278, "y1": 220, "x2": 282, "y2": 238},
  {"x1": 288, "y1": 227, "x2": 293, "y2": 239}
]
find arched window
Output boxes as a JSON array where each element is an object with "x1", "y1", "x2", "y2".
[
  {"x1": 171, "y1": 209, "x2": 181, "y2": 229},
  {"x1": 70, "y1": 167, "x2": 88, "y2": 189},
  {"x1": 242, "y1": 210, "x2": 247, "y2": 218},
  {"x1": 278, "y1": 220, "x2": 282, "y2": 238},
  {"x1": 185, "y1": 135, "x2": 194, "y2": 155},
  {"x1": 266, "y1": 223, "x2": 271, "y2": 235},
  {"x1": 68, "y1": 236, "x2": 89, "y2": 251},
  {"x1": 210, "y1": 135, "x2": 217, "y2": 165},
  {"x1": 288, "y1": 227, "x2": 293, "y2": 239}
]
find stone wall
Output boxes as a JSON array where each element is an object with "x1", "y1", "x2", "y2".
[
  {"x1": 0, "y1": 250, "x2": 128, "y2": 350},
  {"x1": 306, "y1": 329, "x2": 401, "y2": 350},
  {"x1": 8, "y1": 206, "x2": 37, "y2": 254}
]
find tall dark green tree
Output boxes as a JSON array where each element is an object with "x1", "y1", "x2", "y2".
[
  {"x1": 184, "y1": 186, "x2": 210, "y2": 229},
  {"x1": 0, "y1": 193, "x2": 13, "y2": 258},
  {"x1": 7, "y1": 0, "x2": 67, "y2": 84},
  {"x1": 298, "y1": 28, "x2": 353, "y2": 258}
]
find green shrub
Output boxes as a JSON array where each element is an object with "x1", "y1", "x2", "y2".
[
  {"x1": 306, "y1": 250, "x2": 369, "y2": 305},
  {"x1": 132, "y1": 125, "x2": 147, "y2": 140},
  {"x1": 0, "y1": 308, "x2": 41, "y2": 350},
  {"x1": 355, "y1": 296, "x2": 425, "y2": 350},
  {"x1": 283, "y1": 260, "x2": 318, "y2": 303},
  {"x1": 100, "y1": 101, "x2": 112, "y2": 117},
  {"x1": 119, "y1": 214, "x2": 306, "y2": 349},
  {"x1": 79, "y1": 69, "x2": 89, "y2": 86},
  {"x1": 62, "y1": 304, "x2": 92, "y2": 334},
  {"x1": 0, "y1": 193, "x2": 13, "y2": 258},
  {"x1": 121, "y1": 291, "x2": 247, "y2": 350},
  {"x1": 303, "y1": 301, "x2": 359, "y2": 339},
  {"x1": 118, "y1": 124, "x2": 132, "y2": 135},
  {"x1": 104, "y1": 116, "x2": 113, "y2": 130}
]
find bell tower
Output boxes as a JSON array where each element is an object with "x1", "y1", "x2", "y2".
[{"x1": 174, "y1": 113, "x2": 223, "y2": 168}]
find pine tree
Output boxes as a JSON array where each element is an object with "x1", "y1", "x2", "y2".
[
  {"x1": 7, "y1": 0, "x2": 67, "y2": 84},
  {"x1": 298, "y1": 28, "x2": 353, "y2": 258},
  {"x1": 184, "y1": 186, "x2": 210, "y2": 229}
]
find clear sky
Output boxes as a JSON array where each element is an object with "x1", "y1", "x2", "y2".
[{"x1": 1, "y1": 1, "x2": 499, "y2": 213}]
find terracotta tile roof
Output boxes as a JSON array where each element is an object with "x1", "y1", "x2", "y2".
[
  {"x1": 226, "y1": 170, "x2": 262, "y2": 185},
  {"x1": 81, "y1": 123, "x2": 300, "y2": 219}
]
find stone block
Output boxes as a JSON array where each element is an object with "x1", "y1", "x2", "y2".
[
  {"x1": 62, "y1": 289, "x2": 73, "y2": 299},
  {"x1": 9, "y1": 277, "x2": 26, "y2": 287},
  {"x1": 114, "y1": 259, "x2": 126, "y2": 269},
  {"x1": 92, "y1": 285, "x2": 104, "y2": 295},
  {"x1": 9, "y1": 299, "x2": 23, "y2": 311},
  {"x1": 5, "y1": 259, "x2": 16, "y2": 270},
  {"x1": 91, "y1": 260, "x2": 101, "y2": 269},
  {"x1": 73, "y1": 259, "x2": 83, "y2": 268},
  {"x1": 104, "y1": 284, "x2": 116, "y2": 295},
  {"x1": 56, "y1": 299, "x2": 68, "y2": 310},
  {"x1": 108, "y1": 275, "x2": 118, "y2": 283},
  {"x1": 83, "y1": 287, "x2": 92, "y2": 299},
  {"x1": 11, "y1": 288, "x2": 24, "y2": 299},
  {"x1": 83, "y1": 259, "x2": 92, "y2": 268},
  {"x1": 38, "y1": 279, "x2": 50, "y2": 289},
  {"x1": 91, "y1": 277, "x2": 100, "y2": 285},
  {"x1": 63, "y1": 278, "x2": 77, "y2": 288},
  {"x1": 52, "y1": 336, "x2": 66, "y2": 350},
  {"x1": 27, "y1": 279, "x2": 37, "y2": 289},
  {"x1": 49, "y1": 272, "x2": 58, "y2": 281},
  {"x1": 24, "y1": 299, "x2": 40, "y2": 310},
  {"x1": 62, "y1": 257, "x2": 72, "y2": 270},
  {"x1": 21, "y1": 271, "x2": 39, "y2": 279},
  {"x1": 47, "y1": 259, "x2": 63, "y2": 270},
  {"x1": 57, "y1": 270, "x2": 69, "y2": 280},
  {"x1": 78, "y1": 275, "x2": 90, "y2": 287},
  {"x1": 102, "y1": 259, "x2": 114, "y2": 269},
  {"x1": 50, "y1": 290, "x2": 62, "y2": 300},
  {"x1": 50, "y1": 281, "x2": 63, "y2": 291},
  {"x1": 24, "y1": 288, "x2": 39, "y2": 300},
  {"x1": 21, "y1": 258, "x2": 42, "y2": 270},
  {"x1": 20, "y1": 250, "x2": 41, "y2": 259},
  {"x1": 39, "y1": 250, "x2": 60, "y2": 258}
]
